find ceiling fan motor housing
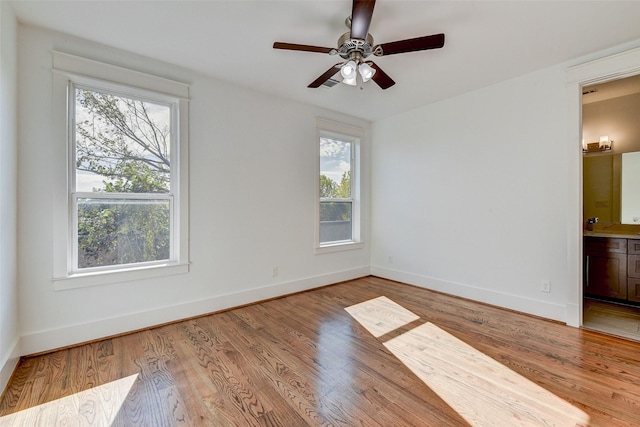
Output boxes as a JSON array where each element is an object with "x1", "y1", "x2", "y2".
[{"x1": 337, "y1": 32, "x2": 374, "y2": 61}]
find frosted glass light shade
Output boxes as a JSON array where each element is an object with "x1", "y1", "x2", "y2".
[
  {"x1": 358, "y1": 63, "x2": 376, "y2": 82},
  {"x1": 343, "y1": 76, "x2": 357, "y2": 86}
]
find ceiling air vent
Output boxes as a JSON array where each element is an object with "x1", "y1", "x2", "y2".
[{"x1": 322, "y1": 78, "x2": 340, "y2": 88}]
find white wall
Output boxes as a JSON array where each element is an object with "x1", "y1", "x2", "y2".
[
  {"x1": 370, "y1": 40, "x2": 640, "y2": 324},
  {"x1": 16, "y1": 25, "x2": 370, "y2": 355},
  {"x1": 371, "y1": 65, "x2": 573, "y2": 321},
  {"x1": 0, "y1": 1, "x2": 19, "y2": 391},
  {"x1": 583, "y1": 92, "x2": 640, "y2": 154}
]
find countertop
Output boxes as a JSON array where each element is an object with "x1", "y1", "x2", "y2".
[
  {"x1": 583, "y1": 230, "x2": 640, "y2": 239},
  {"x1": 584, "y1": 224, "x2": 640, "y2": 239}
]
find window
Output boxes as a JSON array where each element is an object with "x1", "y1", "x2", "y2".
[
  {"x1": 73, "y1": 86, "x2": 176, "y2": 271},
  {"x1": 52, "y1": 52, "x2": 189, "y2": 289},
  {"x1": 316, "y1": 119, "x2": 363, "y2": 252},
  {"x1": 320, "y1": 137, "x2": 353, "y2": 243}
]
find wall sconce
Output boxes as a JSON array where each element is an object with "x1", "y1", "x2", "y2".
[{"x1": 583, "y1": 136, "x2": 613, "y2": 153}]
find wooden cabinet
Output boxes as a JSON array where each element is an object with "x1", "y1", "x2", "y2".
[
  {"x1": 584, "y1": 237, "x2": 627, "y2": 299},
  {"x1": 584, "y1": 236, "x2": 640, "y2": 303},
  {"x1": 628, "y1": 240, "x2": 640, "y2": 302}
]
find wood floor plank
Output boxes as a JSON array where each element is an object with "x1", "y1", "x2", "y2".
[
  {"x1": 3, "y1": 276, "x2": 640, "y2": 426},
  {"x1": 217, "y1": 311, "x2": 372, "y2": 426}
]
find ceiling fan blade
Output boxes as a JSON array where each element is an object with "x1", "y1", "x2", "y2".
[
  {"x1": 368, "y1": 62, "x2": 395, "y2": 90},
  {"x1": 308, "y1": 63, "x2": 343, "y2": 88},
  {"x1": 273, "y1": 42, "x2": 335, "y2": 54},
  {"x1": 350, "y1": 0, "x2": 376, "y2": 40},
  {"x1": 375, "y1": 33, "x2": 445, "y2": 56}
]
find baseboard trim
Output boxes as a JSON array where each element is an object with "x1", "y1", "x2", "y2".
[
  {"x1": 19, "y1": 266, "x2": 370, "y2": 357},
  {"x1": 371, "y1": 266, "x2": 567, "y2": 323},
  {"x1": 0, "y1": 337, "x2": 21, "y2": 398}
]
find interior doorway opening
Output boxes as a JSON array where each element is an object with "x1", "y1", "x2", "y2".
[{"x1": 581, "y1": 73, "x2": 640, "y2": 341}]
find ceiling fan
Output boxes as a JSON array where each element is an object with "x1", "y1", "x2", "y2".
[{"x1": 273, "y1": 0, "x2": 445, "y2": 90}]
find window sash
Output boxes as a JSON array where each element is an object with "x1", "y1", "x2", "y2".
[
  {"x1": 319, "y1": 200, "x2": 353, "y2": 244},
  {"x1": 71, "y1": 193, "x2": 175, "y2": 274},
  {"x1": 70, "y1": 83, "x2": 178, "y2": 194}
]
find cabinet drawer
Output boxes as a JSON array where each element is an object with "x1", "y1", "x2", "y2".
[
  {"x1": 628, "y1": 239, "x2": 640, "y2": 255},
  {"x1": 629, "y1": 255, "x2": 640, "y2": 278},
  {"x1": 628, "y1": 279, "x2": 640, "y2": 303},
  {"x1": 584, "y1": 237, "x2": 627, "y2": 254}
]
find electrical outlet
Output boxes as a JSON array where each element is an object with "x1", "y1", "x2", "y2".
[
  {"x1": 272, "y1": 266, "x2": 279, "y2": 277},
  {"x1": 388, "y1": 256, "x2": 394, "y2": 264},
  {"x1": 541, "y1": 280, "x2": 551, "y2": 293}
]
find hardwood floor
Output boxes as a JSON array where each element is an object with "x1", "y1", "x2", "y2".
[{"x1": 2, "y1": 276, "x2": 640, "y2": 426}]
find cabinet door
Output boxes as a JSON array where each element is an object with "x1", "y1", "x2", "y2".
[
  {"x1": 584, "y1": 252, "x2": 628, "y2": 299},
  {"x1": 629, "y1": 279, "x2": 640, "y2": 303},
  {"x1": 629, "y1": 255, "x2": 640, "y2": 279}
]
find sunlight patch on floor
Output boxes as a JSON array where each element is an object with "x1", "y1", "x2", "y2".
[
  {"x1": 344, "y1": 295, "x2": 420, "y2": 337},
  {"x1": 346, "y1": 297, "x2": 590, "y2": 427},
  {"x1": 0, "y1": 374, "x2": 138, "y2": 427}
]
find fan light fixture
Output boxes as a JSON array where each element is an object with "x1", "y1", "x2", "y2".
[{"x1": 340, "y1": 61, "x2": 376, "y2": 86}]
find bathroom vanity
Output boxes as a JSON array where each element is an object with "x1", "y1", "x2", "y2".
[{"x1": 584, "y1": 233, "x2": 640, "y2": 303}]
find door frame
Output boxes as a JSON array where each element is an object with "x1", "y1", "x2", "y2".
[{"x1": 566, "y1": 46, "x2": 640, "y2": 327}]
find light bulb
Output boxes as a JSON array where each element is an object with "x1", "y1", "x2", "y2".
[{"x1": 341, "y1": 61, "x2": 357, "y2": 79}]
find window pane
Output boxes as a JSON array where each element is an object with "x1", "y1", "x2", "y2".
[
  {"x1": 75, "y1": 88, "x2": 171, "y2": 193},
  {"x1": 77, "y1": 198, "x2": 170, "y2": 269},
  {"x1": 320, "y1": 137, "x2": 351, "y2": 199},
  {"x1": 320, "y1": 201, "x2": 352, "y2": 243}
]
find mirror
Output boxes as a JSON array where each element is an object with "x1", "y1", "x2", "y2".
[
  {"x1": 583, "y1": 152, "x2": 640, "y2": 224},
  {"x1": 621, "y1": 151, "x2": 640, "y2": 224}
]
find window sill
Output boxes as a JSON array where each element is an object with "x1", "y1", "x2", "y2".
[
  {"x1": 315, "y1": 241, "x2": 364, "y2": 254},
  {"x1": 53, "y1": 262, "x2": 190, "y2": 291}
]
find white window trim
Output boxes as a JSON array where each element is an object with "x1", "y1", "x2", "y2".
[
  {"x1": 315, "y1": 118, "x2": 364, "y2": 254},
  {"x1": 51, "y1": 52, "x2": 190, "y2": 290}
]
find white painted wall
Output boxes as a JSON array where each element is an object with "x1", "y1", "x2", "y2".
[
  {"x1": 16, "y1": 25, "x2": 370, "y2": 355},
  {"x1": 370, "y1": 40, "x2": 640, "y2": 325},
  {"x1": 0, "y1": 1, "x2": 19, "y2": 391},
  {"x1": 371, "y1": 65, "x2": 573, "y2": 321},
  {"x1": 583, "y1": 92, "x2": 640, "y2": 154}
]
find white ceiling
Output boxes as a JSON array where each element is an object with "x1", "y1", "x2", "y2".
[{"x1": 9, "y1": 0, "x2": 640, "y2": 121}]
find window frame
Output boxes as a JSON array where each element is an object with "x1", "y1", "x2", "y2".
[
  {"x1": 52, "y1": 52, "x2": 190, "y2": 290},
  {"x1": 315, "y1": 118, "x2": 364, "y2": 253}
]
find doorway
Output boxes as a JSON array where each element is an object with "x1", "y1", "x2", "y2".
[{"x1": 581, "y1": 74, "x2": 640, "y2": 341}]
